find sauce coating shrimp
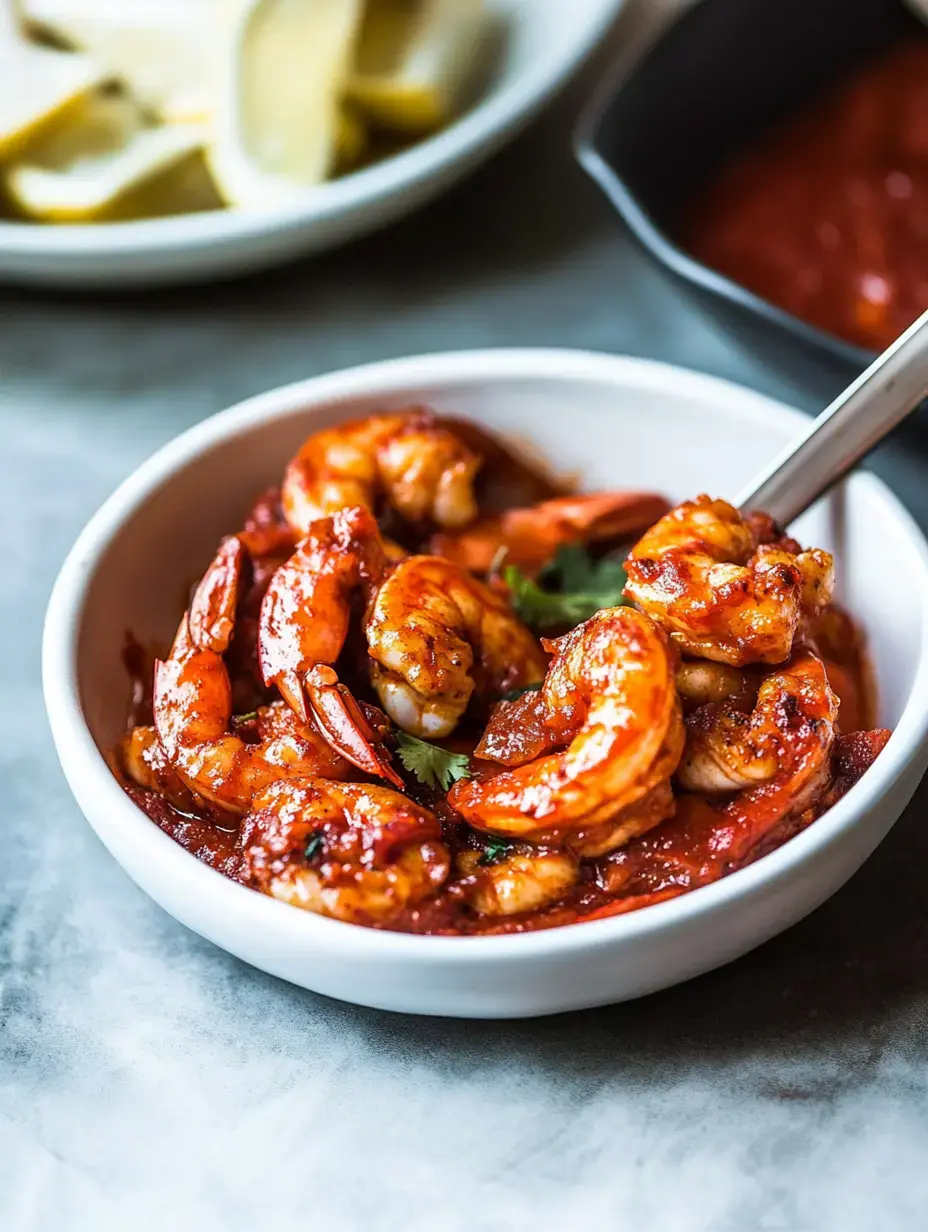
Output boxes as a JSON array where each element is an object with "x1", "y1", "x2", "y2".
[
  {"x1": 429, "y1": 491, "x2": 670, "y2": 576},
  {"x1": 119, "y1": 724, "x2": 200, "y2": 815},
  {"x1": 676, "y1": 652, "x2": 838, "y2": 794},
  {"x1": 600, "y1": 651, "x2": 839, "y2": 901},
  {"x1": 153, "y1": 537, "x2": 352, "y2": 815},
  {"x1": 624, "y1": 495, "x2": 834, "y2": 665},
  {"x1": 364, "y1": 555, "x2": 547, "y2": 738},
  {"x1": 241, "y1": 778, "x2": 450, "y2": 925},
  {"x1": 282, "y1": 409, "x2": 481, "y2": 535},
  {"x1": 257, "y1": 507, "x2": 403, "y2": 786},
  {"x1": 449, "y1": 607, "x2": 685, "y2": 856},
  {"x1": 456, "y1": 848, "x2": 580, "y2": 916}
]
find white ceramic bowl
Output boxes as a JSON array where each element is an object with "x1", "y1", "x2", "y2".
[
  {"x1": 44, "y1": 350, "x2": 928, "y2": 1017},
  {"x1": 1, "y1": 0, "x2": 624, "y2": 290}
]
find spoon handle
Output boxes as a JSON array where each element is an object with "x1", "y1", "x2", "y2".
[{"x1": 736, "y1": 306, "x2": 928, "y2": 526}]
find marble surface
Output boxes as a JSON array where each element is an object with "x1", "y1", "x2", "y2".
[{"x1": 3, "y1": 3, "x2": 928, "y2": 1228}]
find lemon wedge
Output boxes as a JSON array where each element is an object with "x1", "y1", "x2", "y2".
[
  {"x1": 5, "y1": 91, "x2": 205, "y2": 221},
  {"x1": 0, "y1": 5, "x2": 108, "y2": 160},
  {"x1": 208, "y1": 0, "x2": 363, "y2": 208},
  {"x1": 347, "y1": 0, "x2": 488, "y2": 135},
  {"x1": 22, "y1": 0, "x2": 215, "y2": 124},
  {"x1": 335, "y1": 105, "x2": 369, "y2": 172}
]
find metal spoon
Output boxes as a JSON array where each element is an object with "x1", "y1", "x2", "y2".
[{"x1": 736, "y1": 306, "x2": 928, "y2": 526}]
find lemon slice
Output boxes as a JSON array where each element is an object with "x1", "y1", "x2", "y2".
[
  {"x1": 0, "y1": 7, "x2": 108, "y2": 160},
  {"x1": 22, "y1": 0, "x2": 215, "y2": 123},
  {"x1": 335, "y1": 105, "x2": 369, "y2": 172},
  {"x1": 5, "y1": 91, "x2": 205, "y2": 221},
  {"x1": 347, "y1": 0, "x2": 489, "y2": 135},
  {"x1": 208, "y1": 0, "x2": 364, "y2": 208}
]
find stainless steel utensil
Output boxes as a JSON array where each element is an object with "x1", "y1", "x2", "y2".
[{"x1": 737, "y1": 306, "x2": 928, "y2": 525}]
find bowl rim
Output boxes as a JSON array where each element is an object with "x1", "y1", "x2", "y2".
[
  {"x1": 572, "y1": 8, "x2": 876, "y2": 371},
  {"x1": 0, "y1": 0, "x2": 625, "y2": 259},
  {"x1": 43, "y1": 347, "x2": 928, "y2": 962}
]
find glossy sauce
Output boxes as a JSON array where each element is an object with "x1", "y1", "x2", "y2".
[{"x1": 684, "y1": 39, "x2": 928, "y2": 351}]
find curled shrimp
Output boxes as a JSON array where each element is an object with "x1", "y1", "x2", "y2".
[
  {"x1": 624, "y1": 495, "x2": 834, "y2": 665},
  {"x1": 241, "y1": 778, "x2": 450, "y2": 925},
  {"x1": 599, "y1": 651, "x2": 839, "y2": 903},
  {"x1": 153, "y1": 537, "x2": 353, "y2": 815},
  {"x1": 428, "y1": 491, "x2": 670, "y2": 576},
  {"x1": 456, "y1": 848, "x2": 579, "y2": 916},
  {"x1": 281, "y1": 409, "x2": 481, "y2": 535},
  {"x1": 449, "y1": 606, "x2": 685, "y2": 857},
  {"x1": 364, "y1": 555, "x2": 548, "y2": 739},
  {"x1": 257, "y1": 507, "x2": 403, "y2": 786},
  {"x1": 676, "y1": 653, "x2": 840, "y2": 794}
]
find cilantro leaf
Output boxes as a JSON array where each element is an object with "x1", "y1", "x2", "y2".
[
  {"x1": 541, "y1": 544, "x2": 627, "y2": 599},
  {"x1": 395, "y1": 731, "x2": 472, "y2": 791},
  {"x1": 479, "y1": 837, "x2": 512, "y2": 866},
  {"x1": 506, "y1": 545, "x2": 628, "y2": 630},
  {"x1": 304, "y1": 830, "x2": 325, "y2": 862},
  {"x1": 233, "y1": 710, "x2": 259, "y2": 724}
]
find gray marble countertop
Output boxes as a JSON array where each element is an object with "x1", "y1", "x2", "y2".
[{"x1": 3, "y1": 4, "x2": 928, "y2": 1229}]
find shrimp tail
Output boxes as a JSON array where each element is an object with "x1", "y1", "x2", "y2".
[{"x1": 304, "y1": 665, "x2": 405, "y2": 789}]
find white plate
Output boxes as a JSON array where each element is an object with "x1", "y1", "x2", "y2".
[
  {"x1": 0, "y1": 0, "x2": 625, "y2": 289},
  {"x1": 43, "y1": 349, "x2": 928, "y2": 1017}
]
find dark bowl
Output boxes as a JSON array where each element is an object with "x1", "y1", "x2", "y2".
[{"x1": 575, "y1": 0, "x2": 922, "y2": 401}]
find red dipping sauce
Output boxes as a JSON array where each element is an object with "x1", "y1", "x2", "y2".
[{"x1": 684, "y1": 39, "x2": 928, "y2": 351}]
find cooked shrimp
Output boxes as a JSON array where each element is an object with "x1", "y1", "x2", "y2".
[
  {"x1": 624, "y1": 495, "x2": 834, "y2": 665},
  {"x1": 120, "y1": 724, "x2": 200, "y2": 814},
  {"x1": 600, "y1": 652, "x2": 839, "y2": 900},
  {"x1": 449, "y1": 607, "x2": 685, "y2": 857},
  {"x1": 241, "y1": 778, "x2": 450, "y2": 925},
  {"x1": 677, "y1": 651, "x2": 839, "y2": 795},
  {"x1": 153, "y1": 539, "x2": 353, "y2": 815},
  {"x1": 281, "y1": 409, "x2": 481, "y2": 535},
  {"x1": 674, "y1": 660, "x2": 765, "y2": 724},
  {"x1": 364, "y1": 555, "x2": 547, "y2": 738},
  {"x1": 429, "y1": 491, "x2": 670, "y2": 576},
  {"x1": 456, "y1": 848, "x2": 579, "y2": 916},
  {"x1": 257, "y1": 507, "x2": 403, "y2": 786}
]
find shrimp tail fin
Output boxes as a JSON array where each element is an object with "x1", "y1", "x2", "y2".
[
  {"x1": 304, "y1": 665, "x2": 405, "y2": 789},
  {"x1": 277, "y1": 669, "x2": 310, "y2": 725}
]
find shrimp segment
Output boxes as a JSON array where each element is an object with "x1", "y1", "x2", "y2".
[
  {"x1": 625, "y1": 495, "x2": 834, "y2": 665},
  {"x1": 429, "y1": 491, "x2": 671, "y2": 575},
  {"x1": 456, "y1": 849, "x2": 580, "y2": 916},
  {"x1": 677, "y1": 651, "x2": 839, "y2": 795},
  {"x1": 120, "y1": 724, "x2": 200, "y2": 814},
  {"x1": 257, "y1": 508, "x2": 403, "y2": 787},
  {"x1": 154, "y1": 604, "x2": 351, "y2": 816},
  {"x1": 282, "y1": 409, "x2": 481, "y2": 535},
  {"x1": 600, "y1": 652, "x2": 839, "y2": 901},
  {"x1": 449, "y1": 607, "x2": 685, "y2": 856},
  {"x1": 364, "y1": 555, "x2": 547, "y2": 738},
  {"x1": 241, "y1": 778, "x2": 450, "y2": 925}
]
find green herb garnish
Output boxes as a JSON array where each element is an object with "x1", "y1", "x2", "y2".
[
  {"x1": 233, "y1": 711, "x2": 259, "y2": 724},
  {"x1": 395, "y1": 731, "x2": 472, "y2": 791},
  {"x1": 478, "y1": 837, "x2": 512, "y2": 866},
  {"x1": 506, "y1": 545, "x2": 628, "y2": 630},
  {"x1": 304, "y1": 830, "x2": 324, "y2": 862}
]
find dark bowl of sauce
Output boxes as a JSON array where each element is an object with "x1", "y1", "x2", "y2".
[{"x1": 576, "y1": 0, "x2": 927, "y2": 399}]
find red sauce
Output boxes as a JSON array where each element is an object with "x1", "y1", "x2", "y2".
[{"x1": 685, "y1": 39, "x2": 928, "y2": 351}]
